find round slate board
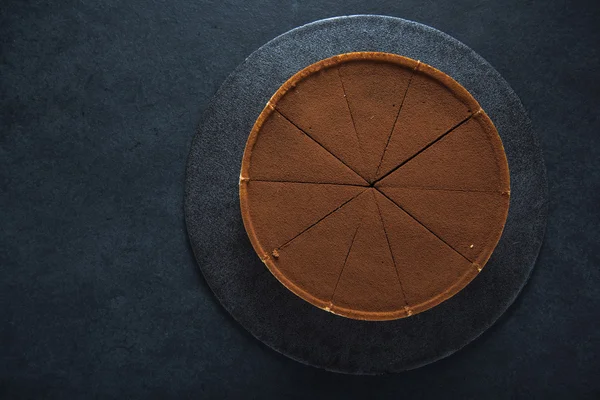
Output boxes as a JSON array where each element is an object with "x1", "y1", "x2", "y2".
[{"x1": 185, "y1": 15, "x2": 548, "y2": 374}]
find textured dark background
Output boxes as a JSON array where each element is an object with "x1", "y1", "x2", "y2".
[{"x1": 1, "y1": 0, "x2": 599, "y2": 398}]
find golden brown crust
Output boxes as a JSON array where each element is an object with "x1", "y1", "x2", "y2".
[
  {"x1": 476, "y1": 109, "x2": 511, "y2": 193},
  {"x1": 407, "y1": 266, "x2": 479, "y2": 316},
  {"x1": 415, "y1": 62, "x2": 481, "y2": 114},
  {"x1": 267, "y1": 52, "x2": 420, "y2": 108}
]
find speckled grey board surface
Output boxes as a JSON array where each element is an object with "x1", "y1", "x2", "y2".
[{"x1": 185, "y1": 15, "x2": 547, "y2": 374}]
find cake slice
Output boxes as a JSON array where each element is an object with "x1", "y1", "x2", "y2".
[
  {"x1": 241, "y1": 181, "x2": 364, "y2": 255},
  {"x1": 376, "y1": 111, "x2": 510, "y2": 191},
  {"x1": 274, "y1": 64, "x2": 370, "y2": 180},
  {"x1": 267, "y1": 190, "x2": 370, "y2": 309},
  {"x1": 374, "y1": 190, "x2": 477, "y2": 314},
  {"x1": 376, "y1": 187, "x2": 510, "y2": 265},
  {"x1": 338, "y1": 58, "x2": 417, "y2": 180},
  {"x1": 377, "y1": 63, "x2": 479, "y2": 178},
  {"x1": 331, "y1": 190, "x2": 409, "y2": 319},
  {"x1": 242, "y1": 109, "x2": 367, "y2": 185}
]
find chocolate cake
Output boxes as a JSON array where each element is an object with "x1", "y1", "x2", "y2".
[{"x1": 239, "y1": 52, "x2": 510, "y2": 321}]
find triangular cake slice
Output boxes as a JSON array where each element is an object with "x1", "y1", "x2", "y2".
[
  {"x1": 242, "y1": 181, "x2": 365, "y2": 255},
  {"x1": 268, "y1": 190, "x2": 370, "y2": 309},
  {"x1": 374, "y1": 190, "x2": 477, "y2": 314},
  {"x1": 331, "y1": 190, "x2": 409, "y2": 319},
  {"x1": 339, "y1": 59, "x2": 417, "y2": 180},
  {"x1": 274, "y1": 66, "x2": 370, "y2": 179},
  {"x1": 376, "y1": 111, "x2": 509, "y2": 191},
  {"x1": 376, "y1": 187, "x2": 509, "y2": 265},
  {"x1": 377, "y1": 63, "x2": 479, "y2": 178},
  {"x1": 243, "y1": 110, "x2": 367, "y2": 185}
]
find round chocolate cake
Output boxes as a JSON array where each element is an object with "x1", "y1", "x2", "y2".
[{"x1": 239, "y1": 52, "x2": 510, "y2": 321}]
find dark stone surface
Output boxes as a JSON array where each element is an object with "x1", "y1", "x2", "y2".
[
  {"x1": 1, "y1": 0, "x2": 599, "y2": 398},
  {"x1": 185, "y1": 15, "x2": 547, "y2": 374}
]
